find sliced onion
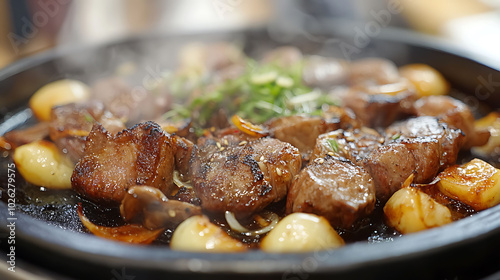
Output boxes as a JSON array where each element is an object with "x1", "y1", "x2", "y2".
[
  {"x1": 414, "y1": 176, "x2": 441, "y2": 187},
  {"x1": 225, "y1": 211, "x2": 279, "y2": 237},
  {"x1": 77, "y1": 204, "x2": 164, "y2": 244},
  {"x1": 173, "y1": 170, "x2": 192, "y2": 189}
]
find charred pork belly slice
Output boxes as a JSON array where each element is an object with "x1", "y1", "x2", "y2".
[
  {"x1": 363, "y1": 116, "x2": 465, "y2": 201},
  {"x1": 310, "y1": 127, "x2": 384, "y2": 163},
  {"x1": 286, "y1": 157, "x2": 376, "y2": 229},
  {"x1": 49, "y1": 101, "x2": 125, "y2": 163},
  {"x1": 191, "y1": 136, "x2": 301, "y2": 218},
  {"x1": 71, "y1": 122, "x2": 175, "y2": 205},
  {"x1": 265, "y1": 109, "x2": 359, "y2": 160},
  {"x1": 413, "y1": 95, "x2": 490, "y2": 148}
]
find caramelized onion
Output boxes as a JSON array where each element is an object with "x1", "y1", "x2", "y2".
[
  {"x1": 77, "y1": 204, "x2": 164, "y2": 244},
  {"x1": 231, "y1": 115, "x2": 269, "y2": 138},
  {"x1": 173, "y1": 170, "x2": 192, "y2": 189},
  {"x1": 225, "y1": 211, "x2": 279, "y2": 237}
]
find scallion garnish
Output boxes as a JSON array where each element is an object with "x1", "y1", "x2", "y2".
[{"x1": 327, "y1": 138, "x2": 339, "y2": 153}]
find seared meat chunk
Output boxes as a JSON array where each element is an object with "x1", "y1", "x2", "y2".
[
  {"x1": 325, "y1": 58, "x2": 418, "y2": 128},
  {"x1": 192, "y1": 136, "x2": 301, "y2": 218},
  {"x1": 172, "y1": 135, "x2": 195, "y2": 179},
  {"x1": 71, "y1": 122, "x2": 175, "y2": 205},
  {"x1": 287, "y1": 157, "x2": 376, "y2": 229},
  {"x1": 310, "y1": 127, "x2": 383, "y2": 163},
  {"x1": 363, "y1": 116, "x2": 465, "y2": 200},
  {"x1": 348, "y1": 58, "x2": 400, "y2": 86},
  {"x1": 266, "y1": 116, "x2": 335, "y2": 158},
  {"x1": 332, "y1": 88, "x2": 415, "y2": 128},
  {"x1": 2, "y1": 122, "x2": 49, "y2": 149},
  {"x1": 266, "y1": 109, "x2": 359, "y2": 159},
  {"x1": 413, "y1": 95, "x2": 489, "y2": 148},
  {"x1": 49, "y1": 101, "x2": 125, "y2": 163}
]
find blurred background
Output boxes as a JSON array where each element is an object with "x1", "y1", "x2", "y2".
[{"x1": 0, "y1": 0, "x2": 499, "y2": 69}]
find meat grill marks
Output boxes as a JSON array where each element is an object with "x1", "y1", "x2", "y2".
[
  {"x1": 363, "y1": 116, "x2": 465, "y2": 201},
  {"x1": 287, "y1": 157, "x2": 376, "y2": 229},
  {"x1": 49, "y1": 101, "x2": 125, "y2": 163},
  {"x1": 191, "y1": 135, "x2": 301, "y2": 218},
  {"x1": 71, "y1": 122, "x2": 176, "y2": 205}
]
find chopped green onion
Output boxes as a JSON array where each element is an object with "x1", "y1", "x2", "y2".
[
  {"x1": 254, "y1": 100, "x2": 284, "y2": 114},
  {"x1": 327, "y1": 138, "x2": 339, "y2": 152},
  {"x1": 84, "y1": 113, "x2": 95, "y2": 123},
  {"x1": 163, "y1": 56, "x2": 338, "y2": 127},
  {"x1": 391, "y1": 133, "x2": 402, "y2": 140}
]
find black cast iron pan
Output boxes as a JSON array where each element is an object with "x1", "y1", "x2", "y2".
[{"x1": 1, "y1": 26, "x2": 500, "y2": 279}]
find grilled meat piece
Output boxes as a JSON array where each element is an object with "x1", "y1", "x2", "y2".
[
  {"x1": 413, "y1": 95, "x2": 490, "y2": 148},
  {"x1": 49, "y1": 101, "x2": 125, "y2": 163},
  {"x1": 332, "y1": 88, "x2": 415, "y2": 128},
  {"x1": 192, "y1": 136, "x2": 301, "y2": 218},
  {"x1": 310, "y1": 127, "x2": 384, "y2": 163},
  {"x1": 363, "y1": 116, "x2": 465, "y2": 201},
  {"x1": 2, "y1": 122, "x2": 49, "y2": 149},
  {"x1": 173, "y1": 135, "x2": 195, "y2": 179},
  {"x1": 266, "y1": 109, "x2": 359, "y2": 160},
  {"x1": 348, "y1": 58, "x2": 400, "y2": 86},
  {"x1": 287, "y1": 157, "x2": 376, "y2": 229},
  {"x1": 324, "y1": 58, "x2": 418, "y2": 128},
  {"x1": 71, "y1": 122, "x2": 175, "y2": 205}
]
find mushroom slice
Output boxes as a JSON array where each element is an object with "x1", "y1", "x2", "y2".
[
  {"x1": 77, "y1": 204, "x2": 163, "y2": 244},
  {"x1": 120, "y1": 185, "x2": 202, "y2": 230}
]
